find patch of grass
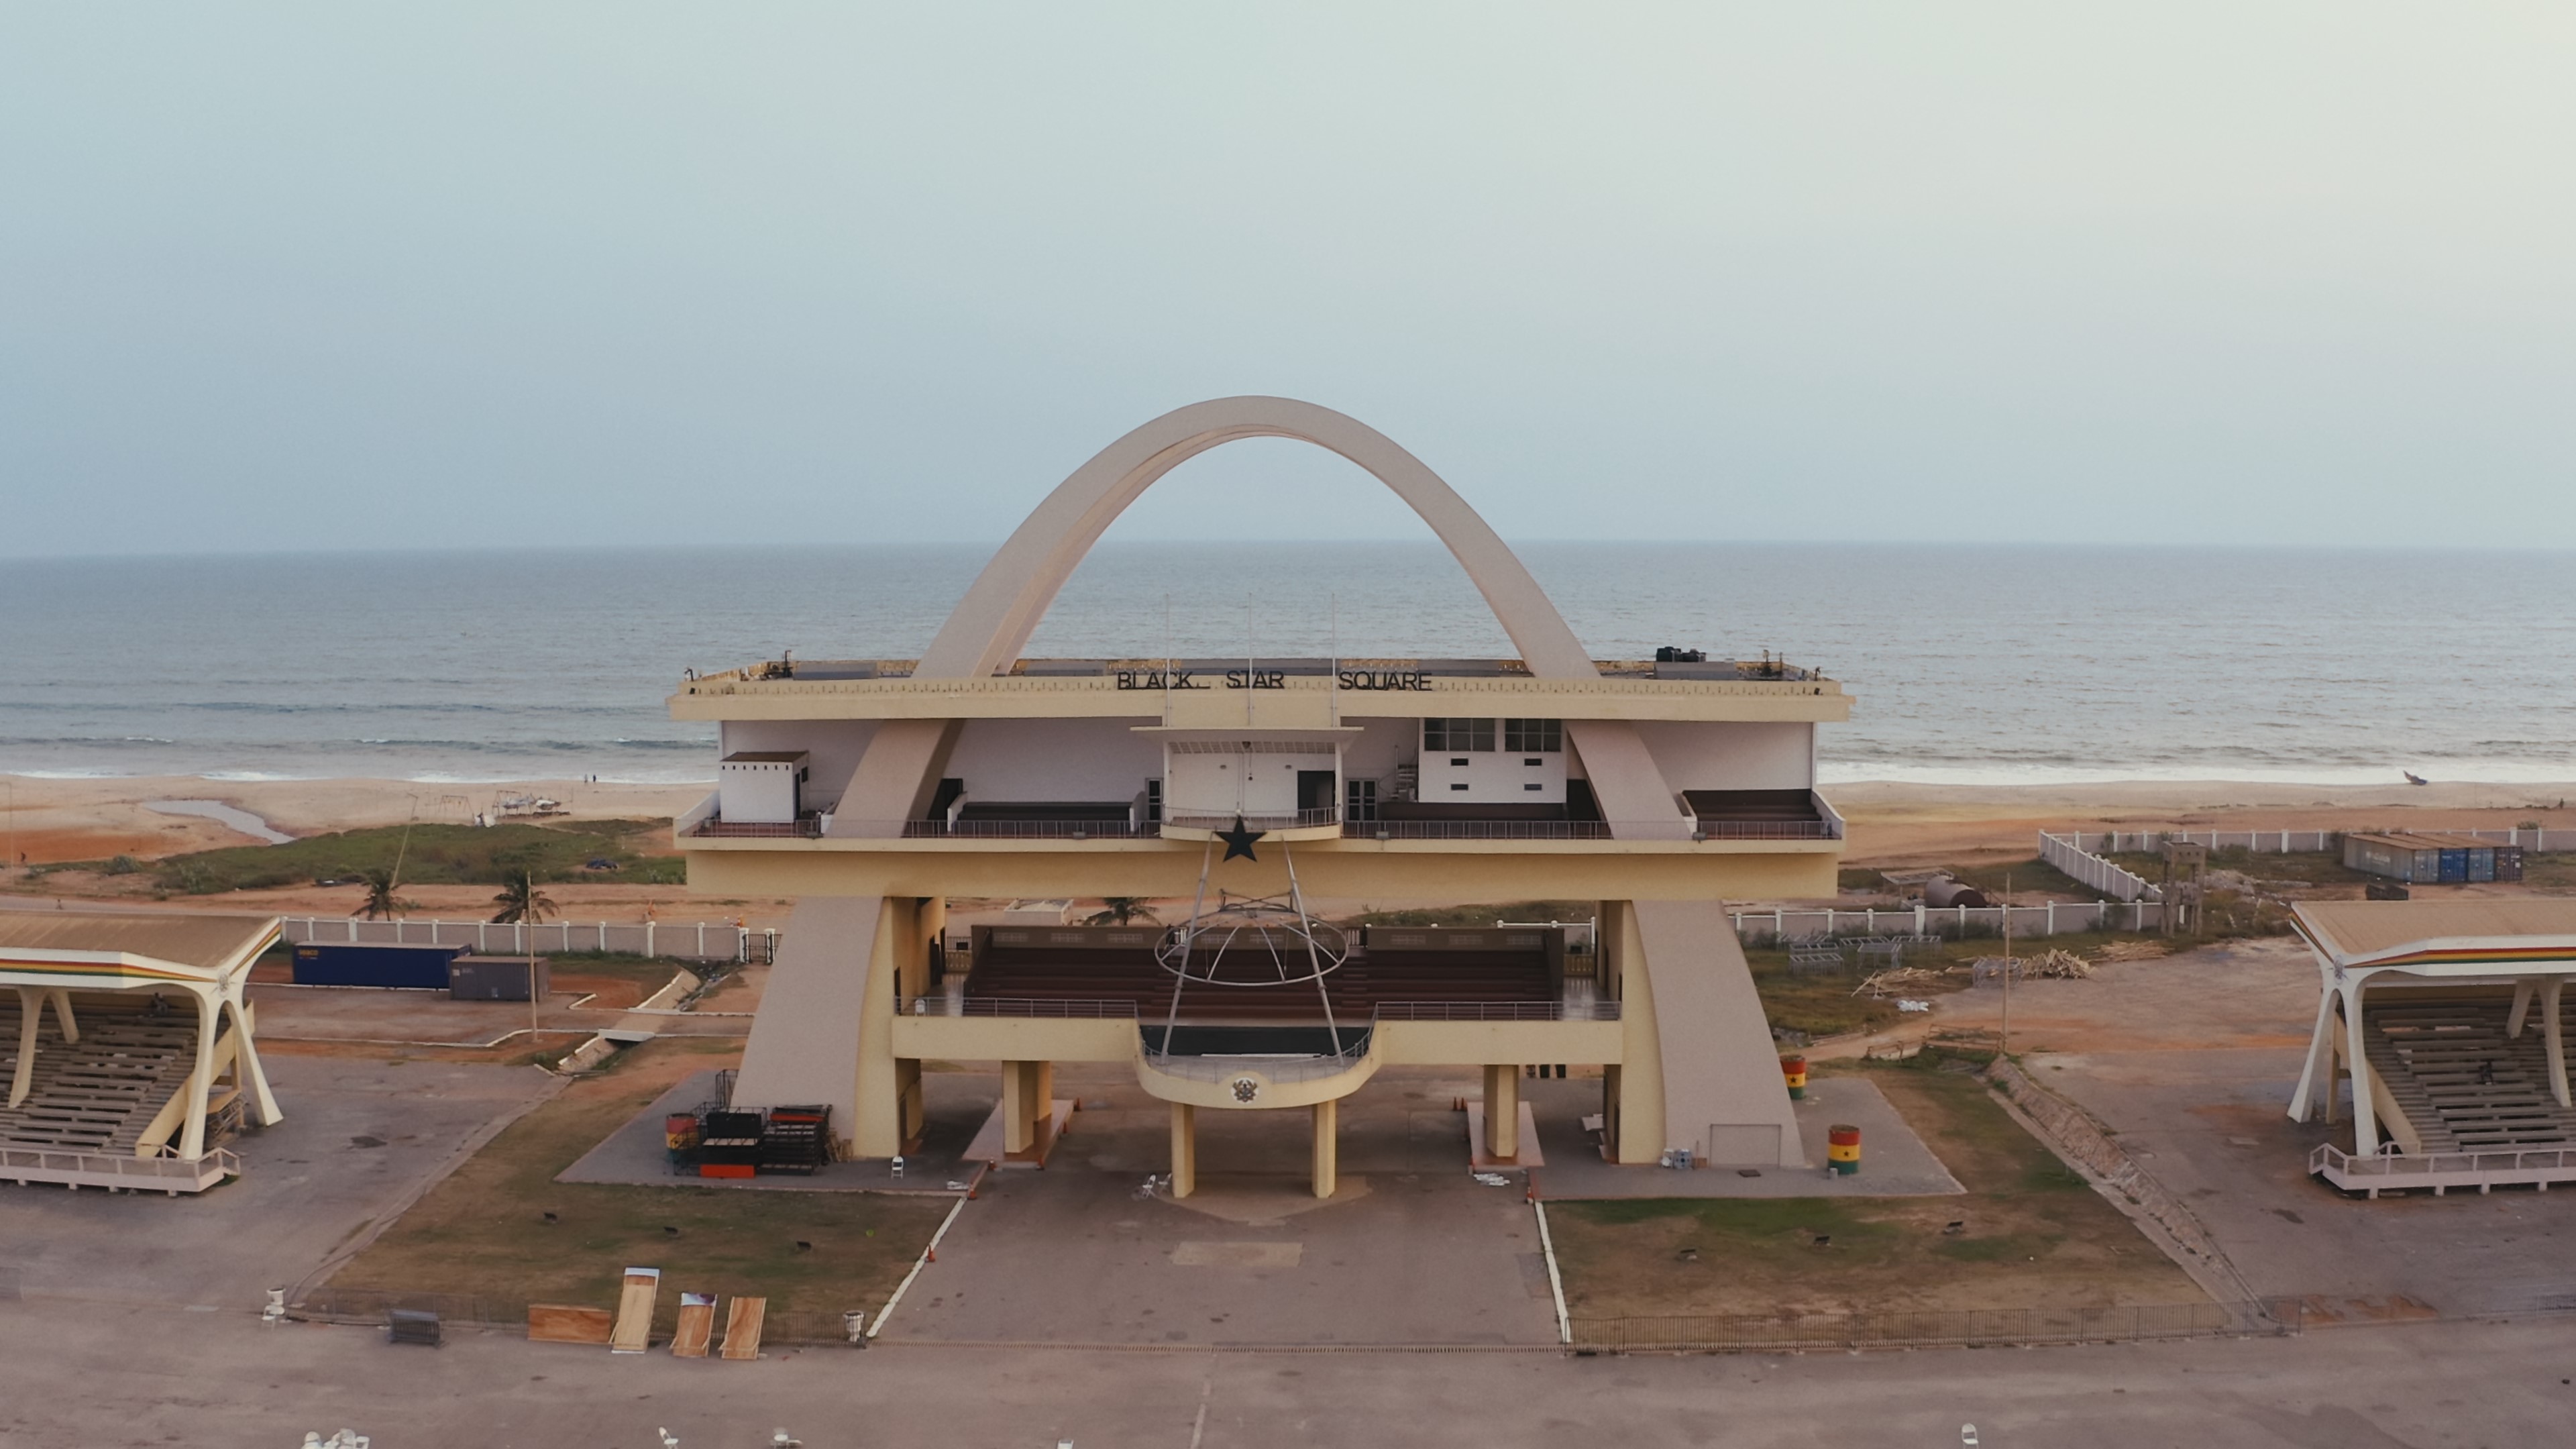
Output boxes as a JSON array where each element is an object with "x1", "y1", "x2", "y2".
[
  {"x1": 142, "y1": 820, "x2": 686, "y2": 894},
  {"x1": 1547, "y1": 1061, "x2": 2202, "y2": 1318},
  {"x1": 1947, "y1": 855, "x2": 2095, "y2": 898},
  {"x1": 2102, "y1": 847, "x2": 2368, "y2": 890},
  {"x1": 328, "y1": 1039, "x2": 949, "y2": 1333}
]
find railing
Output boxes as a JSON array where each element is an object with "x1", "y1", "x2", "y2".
[
  {"x1": 1373, "y1": 1001, "x2": 1621, "y2": 1022},
  {"x1": 690, "y1": 816, "x2": 824, "y2": 839},
  {"x1": 2310, "y1": 1141, "x2": 2576, "y2": 1188},
  {"x1": 907, "y1": 997, "x2": 1140, "y2": 1018},
  {"x1": 279, "y1": 917, "x2": 777, "y2": 963},
  {"x1": 899, "y1": 819, "x2": 1158, "y2": 839},
  {"x1": 1165, "y1": 806, "x2": 1341, "y2": 831},
  {"x1": 1691, "y1": 819, "x2": 1839, "y2": 841},
  {"x1": 0, "y1": 1144, "x2": 239, "y2": 1186},
  {"x1": 1568, "y1": 1299, "x2": 2298, "y2": 1353},
  {"x1": 2066, "y1": 826, "x2": 2576, "y2": 854},
  {"x1": 1144, "y1": 1038, "x2": 1375, "y2": 1083},
  {"x1": 1347, "y1": 819, "x2": 1618, "y2": 841}
]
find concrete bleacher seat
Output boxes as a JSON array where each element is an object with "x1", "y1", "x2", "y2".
[
  {"x1": 0, "y1": 1002, "x2": 201, "y2": 1155},
  {"x1": 2366, "y1": 998, "x2": 2576, "y2": 1153}
]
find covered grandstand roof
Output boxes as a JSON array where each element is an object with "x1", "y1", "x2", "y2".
[
  {"x1": 0, "y1": 910, "x2": 279, "y2": 983},
  {"x1": 2293, "y1": 899, "x2": 2576, "y2": 971}
]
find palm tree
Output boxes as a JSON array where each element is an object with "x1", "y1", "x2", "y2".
[
  {"x1": 353, "y1": 867, "x2": 401, "y2": 921},
  {"x1": 1085, "y1": 897, "x2": 1159, "y2": 926},
  {"x1": 490, "y1": 867, "x2": 556, "y2": 925}
]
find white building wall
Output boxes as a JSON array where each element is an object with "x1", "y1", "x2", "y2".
[
  {"x1": 1339, "y1": 718, "x2": 1413, "y2": 785},
  {"x1": 718, "y1": 757, "x2": 804, "y2": 823},
  {"x1": 1630, "y1": 720, "x2": 1815, "y2": 792},
  {"x1": 718, "y1": 720, "x2": 880, "y2": 810},
  {"x1": 1419, "y1": 735, "x2": 1568, "y2": 803},
  {"x1": 943, "y1": 716, "x2": 1163, "y2": 802},
  {"x1": 1163, "y1": 748, "x2": 1336, "y2": 817}
]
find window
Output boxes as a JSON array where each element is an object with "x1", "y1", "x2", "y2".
[
  {"x1": 1503, "y1": 718, "x2": 1562, "y2": 753},
  {"x1": 1424, "y1": 718, "x2": 1495, "y2": 752},
  {"x1": 1345, "y1": 778, "x2": 1379, "y2": 822},
  {"x1": 1144, "y1": 779, "x2": 1163, "y2": 824}
]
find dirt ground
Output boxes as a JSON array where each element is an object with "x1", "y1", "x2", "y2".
[{"x1": 326, "y1": 1037, "x2": 951, "y2": 1338}]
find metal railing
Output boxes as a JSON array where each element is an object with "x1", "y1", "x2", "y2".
[
  {"x1": 1690, "y1": 819, "x2": 1839, "y2": 841},
  {"x1": 906, "y1": 997, "x2": 1140, "y2": 1018},
  {"x1": 899, "y1": 819, "x2": 1158, "y2": 839},
  {"x1": 690, "y1": 816, "x2": 824, "y2": 839},
  {"x1": 1347, "y1": 819, "x2": 1618, "y2": 841},
  {"x1": 1568, "y1": 1299, "x2": 2299, "y2": 1353},
  {"x1": 1373, "y1": 1001, "x2": 1621, "y2": 1022},
  {"x1": 1144, "y1": 1037, "x2": 1375, "y2": 1084},
  {"x1": 1165, "y1": 806, "x2": 1341, "y2": 831}
]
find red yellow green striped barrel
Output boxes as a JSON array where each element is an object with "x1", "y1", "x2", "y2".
[
  {"x1": 1780, "y1": 1055, "x2": 1808, "y2": 1099},
  {"x1": 1827, "y1": 1123, "x2": 1861, "y2": 1175}
]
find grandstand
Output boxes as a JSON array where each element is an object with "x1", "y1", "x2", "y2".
[
  {"x1": 2290, "y1": 900, "x2": 2576, "y2": 1195},
  {"x1": 0, "y1": 912, "x2": 282, "y2": 1194}
]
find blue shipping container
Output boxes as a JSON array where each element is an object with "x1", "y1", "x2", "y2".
[
  {"x1": 292, "y1": 943, "x2": 461, "y2": 989},
  {"x1": 2437, "y1": 849, "x2": 2468, "y2": 883}
]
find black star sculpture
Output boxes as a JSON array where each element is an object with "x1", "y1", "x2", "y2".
[{"x1": 1217, "y1": 815, "x2": 1265, "y2": 862}]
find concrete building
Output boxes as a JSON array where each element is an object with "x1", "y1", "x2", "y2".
[{"x1": 669, "y1": 396, "x2": 1853, "y2": 1190}]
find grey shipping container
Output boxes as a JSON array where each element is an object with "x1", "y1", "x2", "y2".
[
  {"x1": 448, "y1": 955, "x2": 550, "y2": 1002},
  {"x1": 292, "y1": 943, "x2": 462, "y2": 989}
]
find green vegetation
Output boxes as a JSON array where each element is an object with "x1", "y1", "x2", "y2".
[
  {"x1": 1946, "y1": 855, "x2": 2094, "y2": 898},
  {"x1": 2102, "y1": 846, "x2": 2367, "y2": 890},
  {"x1": 1546, "y1": 1054, "x2": 2200, "y2": 1318},
  {"x1": 142, "y1": 819, "x2": 685, "y2": 895},
  {"x1": 329, "y1": 1039, "x2": 948, "y2": 1336}
]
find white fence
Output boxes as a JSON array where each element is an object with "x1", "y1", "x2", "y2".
[
  {"x1": 280, "y1": 917, "x2": 777, "y2": 963},
  {"x1": 2060, "y1": 826, "x2": 2576, "y2": 855},
  {"x1": 2041, "y1": 833, "x2": 2163, "y2": 902},
  {"x1": 1731, "y1": 900, "x2": 2163, "y2": 945}
]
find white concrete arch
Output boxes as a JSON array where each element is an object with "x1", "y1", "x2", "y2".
[{"x1": 916, "y1": 396, "x2": 1597, "y2": 681}]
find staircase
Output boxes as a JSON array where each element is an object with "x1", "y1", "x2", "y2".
[
  {"x1": 0, "y1": 1004, "x2": 201, "y2": 1156},
  {"x1": 2366, "y1": 1000, "x2": 2576, "y2": 1153}
]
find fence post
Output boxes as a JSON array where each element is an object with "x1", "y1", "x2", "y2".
[
  {"x1": 1774, "y1": 908, "x2": 1784, "y2": 941},
  {"x1": 645, "y1": 920, "x2": 656, "y2": 958},
  {"x1": 2045, "y1": 902, "x2": 2056, "y2": 935},
  {"x1": 1867, "y1": 908, "x2": 1876, "y2": 935},
  {"x1": 598, "y1": 921, "x2": 608, "y2": 952}
]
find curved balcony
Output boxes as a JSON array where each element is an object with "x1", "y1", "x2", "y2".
[{"x1": 1132, "y1": 1024, "x2": 1381, "y2": 1110}]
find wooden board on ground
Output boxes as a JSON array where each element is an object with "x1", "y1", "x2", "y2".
[
  {"x1": 610, "y1": 1267, "x2": 661, "y2": 1354},
  {"x1": 718, "y1": 1295, "x2": 766, "y2": 1360},
  {"x1": 527, "y1": 1304, "x2": 614, "y2": 1345},
  {"x1": 670, "y1": 1293, "x2": 715, "y2": 1358}
]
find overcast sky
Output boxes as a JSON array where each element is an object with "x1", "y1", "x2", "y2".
[{"x1": 3, "y1": 5, "x2": 2571, "y2": 558}]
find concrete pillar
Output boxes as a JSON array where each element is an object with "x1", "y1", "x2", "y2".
[
  {"x1": 1311, "y1": 1098, "x2": 1338, "y2": 1199},
  {"x1": 1002, "y1": 1060, "x2": 1051, "y2": 1155},
  {"x1": 9, "y1": 987, "x2": 39, "y2": 1109},
  {"x1": 2343, "y1": 979, "x2": 2378, "y2": 1155},
  {"x1": 2510, "y1": 979, "x2": 2537, "y2": 1038},
  {"x1": 224, "y1": 991, "x2": 284, "y2": 1128},
  {"x1": 1484, "y1": 1063, "x2": 1519, "y2": 1160},
  {"x1": 2288, "y1": 987, "x2": 2338, "y2": 1124},
  {"x1": 2545, "y1": 977, "x2": 2569, "y2": 1110},
  {"x1": 1169, "y1": 1102, "x2": 1196, "y2": 1199},
  {"x1": 48, "y1": 989, "x2": 78, "y2": 1044},
  {"x1": 178, "y1": 987, "x2": 220, "y2": 1161}
]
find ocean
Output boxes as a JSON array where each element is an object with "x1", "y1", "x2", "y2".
[{"x1": 3, "y1": 543, "x2": 2570, "y2": 787}]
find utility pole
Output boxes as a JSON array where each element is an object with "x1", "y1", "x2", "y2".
[{"x1": 2000, "y1": 870, "x2": 2013, "y2": 1058}]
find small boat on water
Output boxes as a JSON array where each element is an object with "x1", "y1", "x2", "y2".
[{"x1": 2402, "y1": 771, "x2": 2429, "y2": 786}]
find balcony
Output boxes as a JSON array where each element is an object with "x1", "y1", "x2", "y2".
[
  {"x1": 1683, "y1": 790, "x2": 1843, "y2": 841},
  {"x1": 690, "y1": 814, "x2": 825, "y2": 839},
  {"x1": 1344, "y1": 818, "x2": 1615, "y2": 841}
]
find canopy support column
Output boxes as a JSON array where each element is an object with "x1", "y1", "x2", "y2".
[
  {"x1": 9, "y1": 987, "x2": 40, "y2": 1109},
  {"x1": 2343, "y1": 977, "x2": 2379, "y2": 1155},
  {"x1": 177, "y1": 987, "x2": 221, "y2": 1161},
  {"x1": 2545, "y1": 977, "x2": 2569, "y2": 1110}
]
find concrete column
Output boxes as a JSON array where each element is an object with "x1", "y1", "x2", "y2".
[
  {"x1": 2544, "y1": 977, "x2": 2569, "y2": 1110},
  {"x1": 1002, "y1": 1060, "x2": 1049, "y2": 1155},
  {"x1": 224, "y1": 990, "x2": 284, "y2": 1127},
  {"x1": 1169, "y1": 1102, "x2": 1196, "y2": 1199},
  {"x1": 1485, "y1": 1064, "x2": 1519, "y2": 1160},
  {"x1": 2510, "y1": 979, "x2": 2538, "y2": 1038},
  {"x1": 2288, "y1": 987, "x2": 2339, "y2": 1123},
  {"x1": 9, "y1": 987, "x2": 39, "y2": 1109},
  {"x1": 2343, "y1": 978, "x2": 2378, "y2": 1155},
  {"x1": 1311, "y1": 1099, "x2": 1338, "y2": 1199},
  {"x1": 177, "y1": 987, "x2": 220, "y2": 1161},
  {"x1": 48, "y1": 989, "x2": 78, "y2": 1044}
]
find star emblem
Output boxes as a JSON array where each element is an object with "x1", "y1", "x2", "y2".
[{"x1": 1217, "y1": 815, "x2": 1265, "y2": 862}]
